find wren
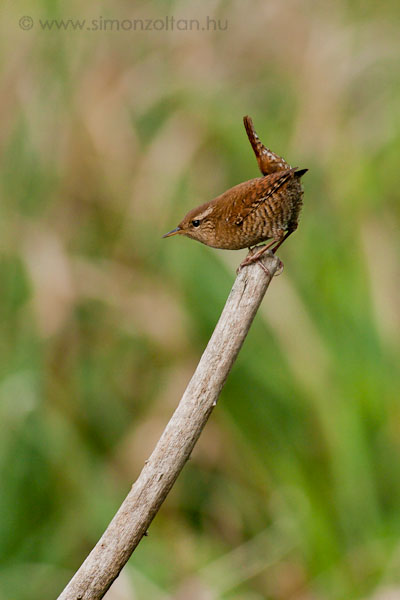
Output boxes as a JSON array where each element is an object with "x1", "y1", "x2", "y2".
[{"x1": 163, "y1": 116, "x2": 307, "y2": 272}]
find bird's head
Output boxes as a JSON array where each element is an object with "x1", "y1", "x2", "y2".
[{"x1": 163, "y1": 201, "x2": 218, "y2": 247}]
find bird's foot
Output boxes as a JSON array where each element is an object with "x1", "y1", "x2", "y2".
[
  {"x1": 237, "y1": 246, "x2": 273, "y2": 275},
  {"x1": 237, "y1": 246, "x2": 284, "y2": 277}
]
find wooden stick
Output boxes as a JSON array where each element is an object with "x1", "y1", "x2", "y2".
[{"x1": 57, "y1": 250, "x2": 282, "y2": 600}]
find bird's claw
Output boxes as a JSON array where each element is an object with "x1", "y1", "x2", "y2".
[
  {"x1": 274, "y1": 259, "x2": 284, "y2": 276},
  {"x1": 237, "y1": 248, "x2": 284, "y2": 277}
]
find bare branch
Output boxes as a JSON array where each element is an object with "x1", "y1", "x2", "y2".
[{"x1": 58, "y1": 250, "x2": 282, "y2": 600}]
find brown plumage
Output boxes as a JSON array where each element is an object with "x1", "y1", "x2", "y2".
[{"x1": 163, "y1": 116, "x2": 307, "y2": 270}]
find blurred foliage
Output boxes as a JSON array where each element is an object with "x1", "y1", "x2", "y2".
[{"x1": 0, "y1": 0, "x2": 400, "y2": 598}]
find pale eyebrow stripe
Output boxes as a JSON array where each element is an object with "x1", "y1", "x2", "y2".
[{"x1": 195, "y1": 206, "x2": 214, "y2": 220}]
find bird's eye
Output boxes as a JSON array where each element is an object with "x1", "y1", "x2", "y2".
[{"x1": 192, "y1": 220, "x2": 200, "y2": 227}]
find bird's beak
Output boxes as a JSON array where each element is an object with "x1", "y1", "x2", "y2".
[{"x1": 162, "y1": 227, "x2": 181, "y2": 238}]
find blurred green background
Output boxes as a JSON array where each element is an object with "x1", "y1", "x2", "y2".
[{"x1": 1, "y1": 1, "x2": 400, "y2": 598}]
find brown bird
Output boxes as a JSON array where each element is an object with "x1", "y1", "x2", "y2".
[{"x1": 163, "y1": 116, "x2": 307, "y2": 272}]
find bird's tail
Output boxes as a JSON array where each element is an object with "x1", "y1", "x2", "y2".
[{"x1": 243, "y1": 115, "x2": 290, "y2": 176}]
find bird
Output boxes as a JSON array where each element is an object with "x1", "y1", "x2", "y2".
[{"x1": 163, "y1": 116, "x2": 307, "y2": 273}]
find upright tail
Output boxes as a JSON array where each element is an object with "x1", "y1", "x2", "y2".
[{"x1": 243, "y1": 115, "x2": 290, "y2": 176}]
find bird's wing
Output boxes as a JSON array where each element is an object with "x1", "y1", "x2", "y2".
[
  {"x1": 233, "y1": 168, "x2": 297, "y2": 226},
  {"x1": 243, "y1": 116, "x2": 290, "y2": 175}
]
